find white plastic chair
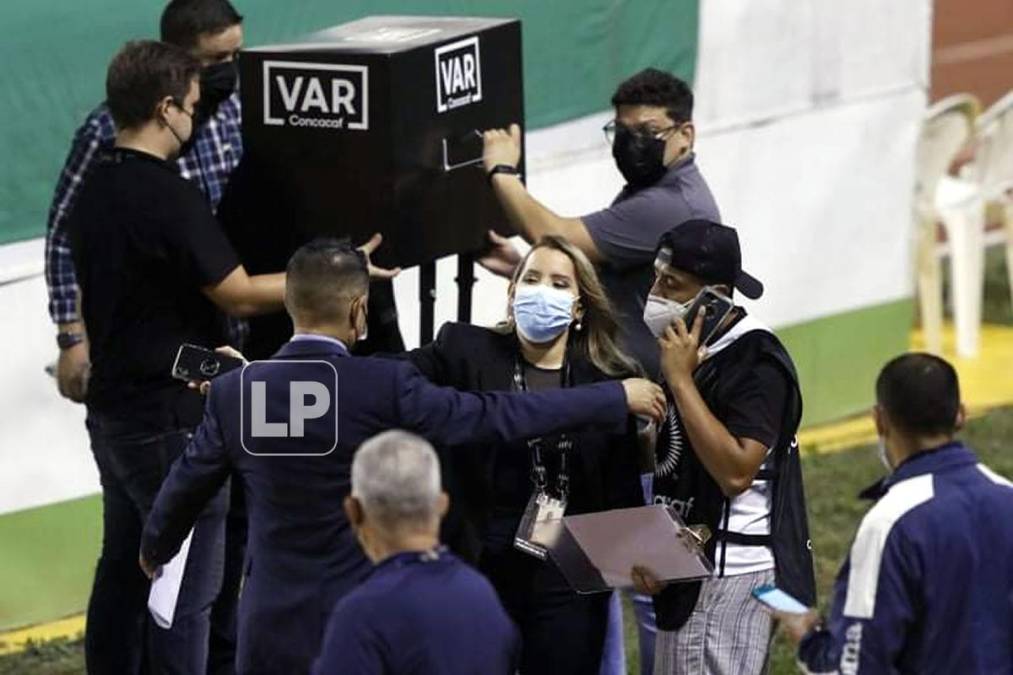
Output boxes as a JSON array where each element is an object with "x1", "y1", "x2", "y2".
[
  {"x1": 913, "y1": 94, "x2": 982, "y2": 357},
  {"x1": 966, "y1": 89, "x2": 1013, "y2": 315}
]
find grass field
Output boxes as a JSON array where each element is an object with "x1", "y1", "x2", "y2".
[{"x1": 3, "y1": 244, "x2": 1011, "y2": 674}]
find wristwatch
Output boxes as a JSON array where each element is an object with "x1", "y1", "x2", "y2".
[
  {"x1": 487, "y1": 164, "x2": 521, "y2": 185},
  {"x1": 57, "y1": 331, "x2": 85, "y2": 350}
]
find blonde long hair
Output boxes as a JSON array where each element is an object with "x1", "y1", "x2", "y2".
[{"x1": 497, "y1": 235, "x2": 643, "y2": 378}]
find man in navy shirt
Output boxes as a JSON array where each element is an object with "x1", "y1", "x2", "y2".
[
  {"x1": 314, "y1": 430, "x2": 520, "y2": 675},
  {"x1": 777, "y1": 353, "x2": 1013, "y2": 674}
]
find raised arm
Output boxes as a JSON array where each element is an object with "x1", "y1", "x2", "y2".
[
  {"x1": 395, "y1": 361, "x2": 664, "y2": 447},
  {"x1": 481, "y1": 124, "x2": 602, "y2": 265}
]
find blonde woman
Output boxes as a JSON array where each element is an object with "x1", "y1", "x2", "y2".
[{"x1": 408, "y1": 235, "x2": 644, "y2": 675}]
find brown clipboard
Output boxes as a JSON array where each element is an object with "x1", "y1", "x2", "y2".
[{"x1": 532, "y1": 504, "x2": 714, "y2": 594}]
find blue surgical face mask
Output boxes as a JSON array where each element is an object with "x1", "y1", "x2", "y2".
[{"x1": 512, "y1": 284, "x2": 576, "y2": 344}]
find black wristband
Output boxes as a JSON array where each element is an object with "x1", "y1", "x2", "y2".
[
  {"x1": 57, "y1": 331, "x2": 85, "y2": 350},
  {"x1": 487, "y1": 164, "x2": 520, "y2": 185}
]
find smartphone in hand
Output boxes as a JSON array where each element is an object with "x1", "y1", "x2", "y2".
[
  {"x1": 751, "y1": 584, "x2": 810, "y2": 614},
  {"x1": 684, "y1": 286, "x2": 734, "y2": 346},
  {"x1": 171, "y1": 343, "x2": 244, "y2": 382}
]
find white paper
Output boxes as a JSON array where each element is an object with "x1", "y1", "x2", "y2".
[{"x1": 147, "y1": 528, "x2": 194, "y2": 629}]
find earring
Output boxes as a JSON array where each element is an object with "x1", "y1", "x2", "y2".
[{"x1": 575, "y1": 320, "x2": 583, "y2": 332}]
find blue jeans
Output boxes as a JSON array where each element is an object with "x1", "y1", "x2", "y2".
[
  {"x1": 84, "y1": 412, "x2": 229, "y2": 675},
  {"x1": 600, "y1": 472, "x2": 659, "y2": 675},
  {"x1": 599, "y1": 591, "x2": 657, "y2": 675}
]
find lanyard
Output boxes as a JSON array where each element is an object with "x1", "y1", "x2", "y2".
[{"x1": 512, "y1": 356, "x2": 573, "y2": 501}]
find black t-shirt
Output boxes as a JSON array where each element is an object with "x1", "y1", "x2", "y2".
[
  {"x1": 485, "y1": 362, "x2": 565, "y2": 550},
  {"x1": 716, "y1": 358, "x2": 787, "y2": 449},
  {"x1": 654, "y1": 312, "x2": 788, "y2": 493},
  {"x1": 69, "y1": 147, "x2": 239, "y2": 429}
]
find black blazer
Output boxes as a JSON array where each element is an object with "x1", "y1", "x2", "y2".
[{"x1": 408, "y1": 322, "x2": 644, "y2": 562}]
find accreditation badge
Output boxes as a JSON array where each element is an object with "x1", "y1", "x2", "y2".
[{"x1": 513, "y1": 491, "x2": 567, "y2": 560}]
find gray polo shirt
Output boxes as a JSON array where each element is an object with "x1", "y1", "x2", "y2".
[{"x1": 583, "y1": 154, "x2": 720, "y2": 377}]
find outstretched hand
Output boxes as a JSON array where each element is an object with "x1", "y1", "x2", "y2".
[
  {"x1": 482, "y1": 123, "x2": 523, "y2": 172},
  {"x1": 477, "y1": 229, "x2": 522, "y2": 278},
  {"x1": 358, "y1": 233, "x2": 401, "y2": 280},
  {"x1": 621, "y1": 378, "x2": 666, "y2": 424}
]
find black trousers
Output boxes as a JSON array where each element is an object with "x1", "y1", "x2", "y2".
[
  {"x1": 480, "y1": 546, "x2": 610, "y2": 675},
  {"x1": 84, "y1": 412, "x2": 234, "y2": 675}
]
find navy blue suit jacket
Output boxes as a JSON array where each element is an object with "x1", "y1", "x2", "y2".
[{"x1": 141, "y1": 337, "x2": 628, "y2": 674}]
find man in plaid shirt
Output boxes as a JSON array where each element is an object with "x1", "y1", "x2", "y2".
[{"x1": 47, "y1": 0, "x2": 244, "y2": 404}]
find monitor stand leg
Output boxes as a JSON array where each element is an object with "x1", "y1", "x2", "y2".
[
  {"x1": 456, "y1": 253, "x2": 476, "y2": 324},
  {"x1": 419, "y1": 260, "x2": 436, "y2": 346}
]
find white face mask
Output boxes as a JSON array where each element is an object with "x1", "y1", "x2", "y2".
[
  {"x1": 877, "y1": 437, "x2": 893, "y2": 473},
  {"x1": 643, "y1": 293, "x2": 690, "y2": 339}
]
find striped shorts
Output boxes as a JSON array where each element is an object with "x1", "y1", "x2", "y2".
[{"x1": 653, "y1": 568, "x2": 776, "y2": 675}]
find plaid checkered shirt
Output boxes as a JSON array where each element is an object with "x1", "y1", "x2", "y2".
[{"x1": 44, "y1": 93, "x2": 244, "y2": 339}]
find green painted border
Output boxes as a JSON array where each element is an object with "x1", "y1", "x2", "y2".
[
  {"x1": 0, "y1": 495, "x2": 100, "y2": 631},
  {"x1": 1, "y1": 0, "x2": 700, "y2": 246},
  {"x1": 777, "y1": 298, "x2": 915, "y2": 427},
  {"x1": 0, "y1": 298, "x2": 913, "y2": 630}
]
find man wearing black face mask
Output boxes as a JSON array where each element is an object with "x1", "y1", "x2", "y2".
[
  {"x1": 46, "y1": 0, "x2": 245, "y2": 408},
  {"x1": 66, "y1": 40, "x2": 286, "y2": 675},
  {"x1": 480, "y1": 68, "x2": 720, "y2": 379}
]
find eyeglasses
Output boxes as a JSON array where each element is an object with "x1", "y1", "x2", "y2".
[
  {"x1": 170, "y1": 99, "x2": 196, "y2": 119},
  {"x1": 602, "y1": 120, "x2": 679, "y2": 145}
]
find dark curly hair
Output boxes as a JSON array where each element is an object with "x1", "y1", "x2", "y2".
[{"x1": 611, "y1": 68, "x2": 694, "y2": 124}]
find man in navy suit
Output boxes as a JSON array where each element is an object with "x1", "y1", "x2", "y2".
[{"x1": 140, "y1": 238, "x2": 664, "y2": 674}]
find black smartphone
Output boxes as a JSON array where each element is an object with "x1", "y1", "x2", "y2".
[
  {"x1": 684, "y1": 286, "x2": 734, "y2": 346},
  {"x1": 171, "y1": 343, "x2": 244, "y2": 382}
]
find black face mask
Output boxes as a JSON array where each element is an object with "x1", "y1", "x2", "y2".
[
  {"x1": 198, "y1": 60, "x2": 238, "y2": 119},
  {"x1": 612, "y1": 125, "x2": 667, "y2": 187},
  {"x1": 166, "y1": 100, "x2": 197, "y2": 158}
]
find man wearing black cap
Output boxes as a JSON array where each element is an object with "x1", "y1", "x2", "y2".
[{"x1": 631, "y1": 220, "x2": 815, "y2": 675}]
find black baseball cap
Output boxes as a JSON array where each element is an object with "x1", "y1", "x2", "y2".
[{"x1": 655, "y1": 219, "x2": 764, "y2": 299}]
